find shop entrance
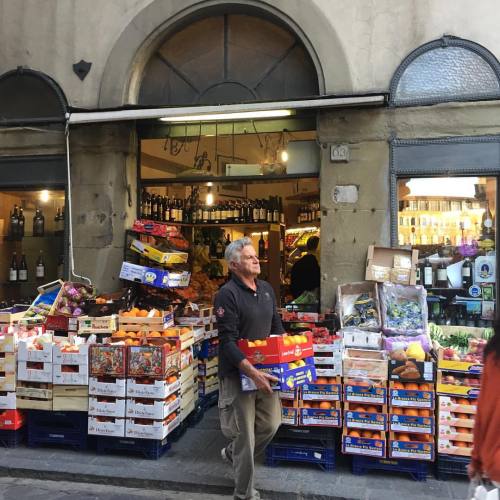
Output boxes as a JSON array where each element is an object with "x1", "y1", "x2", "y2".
[{"x1": 137, "y1": 120, "x2": 321, "y2": 309}]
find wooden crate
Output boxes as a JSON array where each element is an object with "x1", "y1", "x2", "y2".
[
  {"x1": 177, "y1": 306, "x2": 215, "y2": 326},
  {"x1": 118, "y1": 311, "x2": 173, "y2": 332},
  {"x1": 52, "y1": 386, "x2": 89, "y2": 412},
  {"x1": 0, "y1": 311, "x2": 26, "y2": 325},
  {"x1": 16, "y1": 381, "x2": 53, "y2": 410},
  {"x1": 78, "y1": 315, "x2": 117, "y2": 334}
]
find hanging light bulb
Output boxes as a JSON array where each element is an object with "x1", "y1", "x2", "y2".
[
  {"x1": 206, "y1": 186, "x2": 214, "y2": 206},
  {"x1": 40, "y1": 190, "x2": 50, "y2": 203},
  {"x1": 280, "y1": 149, "x2": 289, "y2": 162}
]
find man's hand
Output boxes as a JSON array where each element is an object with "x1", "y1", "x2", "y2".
[{"x1": 239, "y1": 359, "x2": 279, "y2": 395}]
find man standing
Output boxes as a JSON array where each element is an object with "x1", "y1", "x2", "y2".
[
  {"x1": 290, "y1": 235, "x2": 320, "y2": 299},
  {"x1": 214, "y1": 237, "x2": 283, "y2": 500}
]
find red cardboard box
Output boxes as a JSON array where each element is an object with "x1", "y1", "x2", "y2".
[
  {"x1": 89, "y1": 345, "x2": 127, "y2": 377},
  {"x1": 0, "y1": 409, "x2": 25, "y2": 430},
  {"x1": 238, "y1": 332, "x2": 313, "y2": 365},
  {"x1": 128, "y1": 339, "x2": 180, "y2": 379}
]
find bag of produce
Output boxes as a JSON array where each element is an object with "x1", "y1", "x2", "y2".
[
  {"x1": 379, "y1": 283, "x2": 428, "y2": 337},
  {"x1": 383, "y1": 334, "x2": 431, "y2": 353}
]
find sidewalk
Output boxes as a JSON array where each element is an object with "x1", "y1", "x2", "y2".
[{"x1": 0, "y1": 407, "x2": 468, "y2": 500}]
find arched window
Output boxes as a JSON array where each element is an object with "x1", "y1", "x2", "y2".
[
  {"x1": 0, "y1": 67, "x2": 67, "y2": 125},
  {"x1": 139, "y1": 13, "x2": 319, "y2": 106},
  {"x1": 390, "y1": 36, "x2": 500, "y2": 107}
]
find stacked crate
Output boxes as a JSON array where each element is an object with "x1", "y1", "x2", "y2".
[
  {"x1": 342, "y1": 349, "x2": 388, "y2": 459},
  {"x1": 88, "y1": 345, "x2": 128, "y2": 437},
  {"x1": 177, "y1": 327, "x2": 196, "y2": 422},
  {"x1": 436, "y1": 348, "x2": 480, "y2": 477}
]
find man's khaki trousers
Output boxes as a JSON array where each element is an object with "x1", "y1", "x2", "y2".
[{"x1": 219, "y1": 375, "x2": 282, "y2": 500}]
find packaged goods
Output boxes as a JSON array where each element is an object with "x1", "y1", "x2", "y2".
[
  {"x1": 343, "y1": 348, "x2": 387, "y2": 380},
  {"x1": 89, "y1": 345, "x2": 127, "y2": 377},
  {"x1": 338, "y1": 282, "x2": 381, "y2": 331}
]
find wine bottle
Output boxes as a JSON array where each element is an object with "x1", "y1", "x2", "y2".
[
  {"x1": 18, "y1": 254, "x2": 28, "y2": 282},
  {"x1": 436, "y1": 261, "x2": 448, "y2": 288},
  {"x1": 9, "y1": 205, "x2": 19, "y2": 240},
  {"x1": 36, "y1": 250, "x2": 45, "y2": 279},
  {"x1": 423, "y1": 258, "x2": 433, "y2": 289},
  {"x1": 33, "y1": 208, "x2": 45, "y2": 237},
  {"x1": 9, "y1": 252, "x2": 18, "y2": 282},
  {"x1": 216, "y1": 237, "x2": 224, "y2": 259},
  {"x1": 18, "y1": 207, "x2": 25, "y2": 240},
  {"x1": 258, "y1": 232, "x2": 265, "y2": 260},
  {"x1": 461, "y1": 257, "x2": 473, "y2": 290}
]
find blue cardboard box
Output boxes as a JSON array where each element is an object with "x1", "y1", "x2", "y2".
[
  {"x1": 389, "y1": 389, "x2": 435, "y2": 409},
  {"x1": 389, "y1": 414, "x2": 434, "y2": 434},
  {"x1": 345, "y1": 408, "x2": 388, "y2": 431},
  {"x1": 342, "y1": 433, "x2": 386, "y2": 458},
  {"x1": 119, "y1": 262, "x2": 190, "y2": 289},
  {"x1": 241, "y1": 357, "x2": 316, "y2": 391},
  {"x1": 301, "y1": 382, "x2": 342, "y2": 402},
  {"x1": 281, "y1": 407, "x2": 299, "y2": 426},
  {"x1": 344, "y1": 384, "x2": 387, "y2": 405},
  {"x1": 389, "y1": 434, "x2": 435, "y2": 461},
  {"x1": 300, "y1": 406, "x2": 341, "y2": 427}
]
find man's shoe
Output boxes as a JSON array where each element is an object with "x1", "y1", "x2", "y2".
[{"x1": 221, "y1": 447, "x2": 232, "y2": 464}]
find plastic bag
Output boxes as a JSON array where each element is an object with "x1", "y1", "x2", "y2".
[
  {"x1": 383, "y1": 334, "x2": 431, "y2": 353},
  {"x1": 468, "y1": 477, "x2": 500, "y2": 500},
  {"x1": 379, "y1": 283, "x2": 428, "y2": 336}
]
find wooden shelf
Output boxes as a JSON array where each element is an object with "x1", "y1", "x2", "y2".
[{"x1": 286, "y1": 191, "x2": 319, "y2": 201}]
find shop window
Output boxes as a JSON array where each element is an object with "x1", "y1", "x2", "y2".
[
  {"x1": 138, "y1": 14, "x2": 319, "y2": 106},
  {"x1": 397, "y1": 176, "x2": 496, "y2": 327},
  {"x1": 0, "y1": 68, "x2": 67, "y2": 124},
  {"x1": 390, "y1": 36, "x2": 500, "y2": 106}
]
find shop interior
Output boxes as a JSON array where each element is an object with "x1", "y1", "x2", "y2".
[
  {"x1": 398, "y1": 176, "x2": 496, "y2": 327},
  {"x1": 138, "y1": 120, "x2": 321, "y2": 306},
  {"x1": 0, "y1": 189, "x2": 65, "y2": 304}
]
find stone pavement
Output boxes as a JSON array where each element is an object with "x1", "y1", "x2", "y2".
[{"x1": 0, "y1": 407, "x2": 469, "y2": 500}]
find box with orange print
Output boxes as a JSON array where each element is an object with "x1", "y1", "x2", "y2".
[
  {"x1": 238, "y1": 332, "x2": 313, "y2": 365},
  {"x1": 344, "y1": 402, "x2": 388, "y2": 431},
  {"x1": 299, "y1": 400, "x2": 341, "y2": 427},
  {"x1": 342, "y1": 427, "x2": 387, "y2": 458},
  {"x1": 388, "y1": 431, "x2": 435, "y2": 461}
]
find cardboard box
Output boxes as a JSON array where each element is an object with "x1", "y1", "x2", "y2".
[
  {"x1": 89, "y1": 345, "x2": 127, "y2": 377},
  {"x1": 128, "y1": 342, "x2": 180, "y2": 379},
  {"x1": 240, "y1": 357, "x2": 316, "y2": 392},
  {"x1": 342, "y1": 429, "x2": 386, "y2": 458},
  {"x1": 53, "y1": 344, "x2": 89, "y2": 365},
  {"x1": 438, "y1": 425, "x2": 474, "y2": 442},
  {"x1": 436, "y1": 372, "x2": 480, "y2": 399},
  {"x1": 89, "y1": 376, "x2": 127, "y2": 397},
  {"x1": 301, "y1": 381, "x2": 342, "y2": 402},
  {"x1": 389, "y1": 359, "x2": 436, "y2": 383},
  {"x1": 437, "y1": 438, "x2": 473, "y2": 457},
  {"x1": 389, "y1": 414, "x2": 434, "y2": 434},
  {"x1": 313, "y1": 351, "x2": 343, "y2": 365},
  {"x1": 125, "y1": 414, "x2": 180, "y2": 440},
  {"x1": 180, "y1": 347, "x2": 194, "y2": 371},
  {"x1": 0, "y1": 391, "x2": 17, "y2": 410},
  {"x1": 313, "y1": 342, "x2": 343, "y2": 354},
  {"x1": 126, "y1": 397, "x2": 180, "y2": 420},
  {"x1": 299, "y1": 402, "x2": 341, "y2": 427},
  {"x1": 0, "y1": 409, "x2": 25, "y2": 430},
  {"x1": 389, "y1": 433, "x2": 434, "y2": 461},
  {"x1": 315, "y1": 366, "x2": 343, "y2": 377},
  {"x1": 438, "y1": 410, "x2": 475, "y2": 428},
  {"x1": 17, "y1": 337, "x2": 53, "y2": 362},
  {"x1": 343, "y1": 349, "x2": 387, "y2": 380},
  {"x1": 131, "y1": 219, "x2": 182, "y2": 238},
  {"x1": 344, "y1": 384, "x2": 387, "y2": 405},
  {"x1": 238, "y1": 332, "x2": 313, "y2": 365},
  {"x1": 0, "y1": 353, "x2": 16, "y2": 373},
  {"x1": 18, "y1": 361, "x2": 51, "y2": 383},
  {"x1": 279, "y1": 389, "x2": 297, "y2": 400},
  {"x1": 53, "y1": 363, "x2": 88, "y2": 385},
  {"x1": 281, "y1": 407, "x2": 299, "y2": 426},
  {"x1": 344, "y1": 403, "x2": 388, "y2": 431},
  {"x1": 0, "y1": 372, "x2": 16, "y2": 391},
  {"x1": 88, "y1": 396, "x2": 127, "y2": 417},
  {"x1": 389, "y1": 386, "x2": 435, "y2": 409},
  {"x1": 437, "y1": 395, "x2": 477, "y2": 414},
  {"x1": 437, "y1": 349, "x2": 482, "y2": 374},
  {"x1": 0, "y1": 333, "x2": 17, "y2": 353},
  {"x1": 342, "y1": 329, "x2": 383, "y2": 350},
  {"x1": 129, "y1": 239, "x2": 188, "y2": 265},
  {"x1": 88, "y1": 416, "x2": 126, "y2": 437},
  {"x1": 119, "y1": 262, "x2": 191, "y2": 289},
  {"x1": 338, "y1": 282, "x2": 381, "y2": 332},
  {"x1": 78, "y1": 315, "x2": 117, "y2": 334},
  {"x1": 126, "y1": 377, "x2": 180, "y2": 399},
  {"x1": 45, "y1": 315, "x2": 78, "y2": 332},
  {"x1": 365, "y1": 245, "x2": 418, "y2": 285}
]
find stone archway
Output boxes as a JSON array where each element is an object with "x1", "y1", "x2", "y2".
[{"x1": 98, "y1": 0, "x2": 352, "y2": 108}]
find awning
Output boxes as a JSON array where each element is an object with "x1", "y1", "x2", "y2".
[{"x1": 67, "y1": 94, "x2": 386, "y2": 125}]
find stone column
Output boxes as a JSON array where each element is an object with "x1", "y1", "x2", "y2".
[{"x1": 69, "y1": 123, "x2": 137, "y2": 293}]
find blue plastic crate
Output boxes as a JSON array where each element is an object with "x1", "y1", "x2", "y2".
[
  {"x1": 275, "y1": 425, "x2": 337, "y2": 447},
  {"x1": 169, "y1": 419, "x2": 188, "y2": 442},
  {"x1": 197, "y1": 340, "x2": 218, "y2": 359},
  {"x1": 96, "y1": 436, "x2": 170, "y2": 460},
  {"x1": 27, "y1": 428, "x2": 87, "y2": 450},
  {"x1": 436, "y1": 454, "x2": 470, "y2": 480},
  {"x1": 266, "y1": 441, "x2": 335, "y2": 472},
  {"x1": 352, "y1": 455, "x2": 429, "y2": 482},
  {"x1": 0, "y1": 428, "x2": 25, "y2": 448},
  {"x1": 27, "y1": 410, "x2": 88, "y2": 432},
  {"x1": 199, "y1": 391, "x2": 218, "y2": 410},
  {"x1": 186, "y1": 404, "x2": 204, "y2": 427}
]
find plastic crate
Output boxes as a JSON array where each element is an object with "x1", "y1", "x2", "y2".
[
  {"x1": 265, "y1": 441, "x2": 335, "y2": 471},
  {"x1": 96, "y1": 436, "x2": 170, "y2": 460},
  {"x1": 168, "y1": 419, "x2": 188, "y2": 442},
  {"x1": 436, "y1": 454, "x2": 470, "y2": 480},
  {"x1": 186, "y1": 404, "x2": 204, "y2": 427},
  {"x1": 199, "y1": 391, "x2": 218, "y2": 410},
  {"x1": 0, "y1": 428, "x2": 25, "y2": 448},
  {"x1": 352, "y1": 455, "x2": 429, "y2": 482},
  {"x1": 275, "y1": 425, "x2": 337, "y2": 447}
]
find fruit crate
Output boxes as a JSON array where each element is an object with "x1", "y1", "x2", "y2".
[
  {"x1": 0, "y1": 428, "x2": 26, "y2": 448},
  {"x1": 96, "y1": 435, "x2": 170, "y2": 460},
  {"x1": 16, "y1": 381, "x2": 53, "y2": 411},
  {"x1": 265, "y1": 441, "x2": 335, "y2": 471},
  {"x1": 351, "y1": 455, "x2": 429, "y2": 481},
  {"x1": 275, "y1": 424, "x2": 337, "y2": 447},
  {"x1": 436, "y1": 454, "x2": 471, "y2": 479},
  {"x1": 176, "y1": 306, "x2": 215, "y2": 326},
  {"x1": 118, "y1": 311, "x2": 175, "y2": 332}
]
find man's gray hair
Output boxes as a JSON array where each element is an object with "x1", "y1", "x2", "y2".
[{"x1": 225, "y1": 237, "x2": 253, "y2": 264}]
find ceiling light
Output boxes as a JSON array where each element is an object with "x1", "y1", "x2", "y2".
[
  {"x1": 40, "y1": 190, "x2": 50, "y2": 203},
  {"x1": 280, "y1": 150, "x2": 289, "y2": 162},
  {"x1": 160, "y1": 109, "x2": 293, "y2": 123},
  {"x1": 206, "y1": 187, "x2": 214, "y2": 206}
]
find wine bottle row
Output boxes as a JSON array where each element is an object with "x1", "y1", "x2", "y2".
[
  {"x1": 9, "y1": 205, "x2": 65, "y2": 240},
  {"x1": 140, "y1": 190, "x2": 285, "y2": 225},
  {"x1": 8, "y1": 251, "x2": 46, "y2": 282},
  {"x1": 417, "y1": 257, "x2": 474, "y2": 289}
]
